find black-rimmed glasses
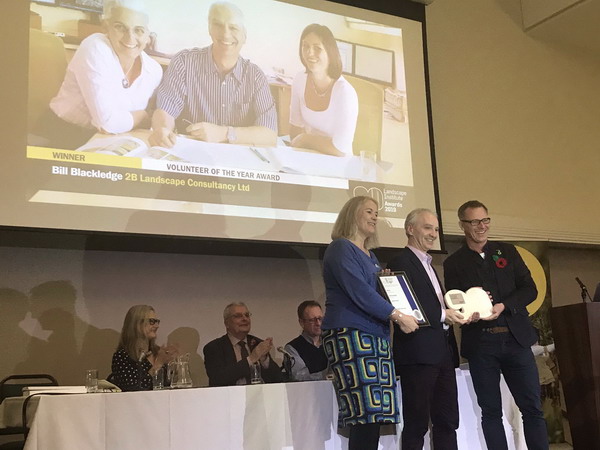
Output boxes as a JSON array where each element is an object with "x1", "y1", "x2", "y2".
[
  {"x1": 460, "y1": 217, "x2": 491, "y2": 226},
  {"x1": 303, "y1": 317, "x2": 323, "y2": 324}
]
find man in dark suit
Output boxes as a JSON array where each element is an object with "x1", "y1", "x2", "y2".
[
  {"x1": 388, "y1": 208, "x2": 465, "y2": 450},
  {"x1": 203, "y1": 302, "x2": 281, "y2": 386},
  {"x1": 444, "y1": 200, "x2": 548, "y2": 450}
]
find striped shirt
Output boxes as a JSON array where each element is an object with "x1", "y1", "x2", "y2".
[{"x1": 156, "y1": 46, "x2": 277, "y2": 133}]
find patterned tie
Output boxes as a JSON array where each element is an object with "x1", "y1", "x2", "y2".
[{"x1": 238, "y1": 341, "x2": 249, "y2": 361}]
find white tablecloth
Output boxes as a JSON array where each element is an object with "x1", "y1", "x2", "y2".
[{"x1": 18, "y1": 369, "x2": 526, "y2": 450}]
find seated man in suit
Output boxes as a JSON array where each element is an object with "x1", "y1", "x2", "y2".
[
  {"x1": 203, "y1": 302, "x2": 281, "y2": 386},
  {"x1": 284, "y1": 300, "x2": 328, "y2": 381},
  {"x1": 387, "y1": 208, "x2": 466, "y2": 450}
]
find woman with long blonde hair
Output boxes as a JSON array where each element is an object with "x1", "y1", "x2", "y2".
[
  {"x1": 321, "y1": 196, "x2": 418, "y2": 449},
  {"x1": 111, "y1": 305, "x2": 178, "y2": 391}
]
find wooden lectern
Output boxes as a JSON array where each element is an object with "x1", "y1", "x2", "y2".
[{"x1": 551, "y1": 303, "x2": 600, "y2": 449}]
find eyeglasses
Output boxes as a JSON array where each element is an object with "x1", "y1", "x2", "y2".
[
  {"x1": 230, "y1": 312, "x2": 252, "y2": 319},
  {"x1": 303, "y1": 317, "x2": 323, "y2": 324},
  {"x1": 146, "y1": 318, "x2": 160, "y2": 325},
  {"x1": 460, "y1": 217, "x2": 491, "y2": 226}
]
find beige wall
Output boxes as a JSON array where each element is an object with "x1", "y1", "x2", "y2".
[
  {"x1": 2, "y1": 242, "x2": 598, "y2": 386},
  {"x1": 0, "y1": 245, "x2": 326, "y2": 385},
  {"x1": 2, "y1": 0, "x2": 599, "y2": 386},
  {"x1": 427, "y1": 0, "x2": 600, "y2": 244}
]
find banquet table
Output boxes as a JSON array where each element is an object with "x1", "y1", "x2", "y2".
[{"x1": 10, "y1": 367, "x2": 526, "y2": 450}]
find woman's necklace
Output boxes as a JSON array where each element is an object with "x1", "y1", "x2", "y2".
[
  {"x1": 121, "y1": 59, "x2": 137, "y2": 89},
  {"x1": 310, "y1": 75, "x2": 333, "y2": 98}
]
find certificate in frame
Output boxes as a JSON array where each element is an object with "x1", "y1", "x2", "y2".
[{"x1": 378, "y1": 272, "x2": 430, "y2": 327}]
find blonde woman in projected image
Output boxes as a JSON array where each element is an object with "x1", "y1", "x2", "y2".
[
  {"x1": 111, "y1": 305, "x2": 179, "y2": 392},
  {"x1": 32, "y1": 0, "x2": 162, "y2": 150},
  {"x1": 289, "y1": 24, "x2": 358, "y2": 157}
]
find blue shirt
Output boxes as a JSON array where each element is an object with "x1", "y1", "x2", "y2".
[{"x1": 322, "y1": 238, "x2": 395, "y2": 340}]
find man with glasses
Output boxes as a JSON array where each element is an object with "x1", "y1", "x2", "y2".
[
  {"x1": 387, "y1": 208, "x2": 464, "y2": 450},
  {"x1": 284, "y1": 300, "x2": 329, "y2": 381},
  {"x1": 444, "y1": 200, "x2": 548, "y2": 450},
  {"x1": 203, "y1": 302, "x2": 281, "y2": 386}
]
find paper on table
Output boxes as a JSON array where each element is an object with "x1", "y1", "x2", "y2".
[
  {"x1": 77, "y1": 135, "x2": 185, "y2": 161},
  {"x1": 23, "y1": 386, "x2": 88, "y2": 396}
]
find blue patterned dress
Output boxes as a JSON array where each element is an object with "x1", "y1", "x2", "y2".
[{"x1": 321, "y1": 238, "x2": 399, "y2": 426}]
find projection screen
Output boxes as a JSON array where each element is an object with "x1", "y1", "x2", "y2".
[{"x1": 1, "y1": 0, "x2": 442, "y2": 250}]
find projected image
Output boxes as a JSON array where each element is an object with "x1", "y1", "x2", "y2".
[
  {"x1": 59, "y1": 0, "x2": 104, "y2": 13},
  {"x1": 18, "y1": 0, "x2": 436, "y2": 247}
]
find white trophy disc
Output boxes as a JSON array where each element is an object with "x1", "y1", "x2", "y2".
[{"x1": 444, "y1": 287, "x2": 493, "y2": 319}]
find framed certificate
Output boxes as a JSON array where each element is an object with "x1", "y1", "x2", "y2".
[{"x1": 378, "y1": 272, "x2": 430, "y2": 326}]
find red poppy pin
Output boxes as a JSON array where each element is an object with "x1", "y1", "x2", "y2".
[{"x1": 491, "y1": 250, "x2": 507, "y2": 269}]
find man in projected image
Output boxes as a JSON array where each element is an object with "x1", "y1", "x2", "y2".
[
  {"x1": 149, "y1": 1, "x2": 277, "y2": 148},
  {"x1": 387, "y1": 208, "x2": 465, "y2": 450},
  {"x1": 444, "y1": 200, "x2": 548, "y2": 450},
  {"x1": 203, "y1": 302, "x2": 281, "y2": 386}
]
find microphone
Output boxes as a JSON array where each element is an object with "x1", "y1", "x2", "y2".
[
  {"x1": 277, "y1": 347, "x2": 295, "y2": 382},
  {"x1": 575, "y1": 277, "x2": 593, "y2": 302},
  {"x1": 277, "y1": 346, "x2": 294, "y2": 359}
]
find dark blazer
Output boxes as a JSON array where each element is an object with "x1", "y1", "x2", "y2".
[
  {"x1": 203, "y1": 334, "x2": 282, "y2": 386},
  {"x1": 387, "y1": 248, "x2": 459, "y2": 368},
  {"x1": 443, "y1": 241, "x2": 538, "y2": 358}
]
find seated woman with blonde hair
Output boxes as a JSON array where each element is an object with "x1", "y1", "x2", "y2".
[
  {"x1": 111, "y1": 305, "x2": 178, "y2": 391},
  {"x1": 33, "y1": 0, "x2": 162, "y2": 149}
]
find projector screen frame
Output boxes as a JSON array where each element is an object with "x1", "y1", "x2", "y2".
[{"x1": 1, "y1": 0, "x2": 446, "y2": 256}]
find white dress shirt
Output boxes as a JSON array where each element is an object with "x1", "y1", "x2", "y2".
[
  {"x1": 407, "y1": 245, "x2": 447, "y2": 327},
  {"x1": 50, "y1": 33, "x2": 162, "y2": 134}
]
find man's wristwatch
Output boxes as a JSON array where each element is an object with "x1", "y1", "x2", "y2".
[{"x1": 227, "y1": 126, "x2": 236, "y2": 144}]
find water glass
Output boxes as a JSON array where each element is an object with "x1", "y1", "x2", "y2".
[
  {"x1": 85, "y1": 369, "x2": 98, "y2": 393},
  {"x1": 152, "y1": 367, "x2": 165, "y2": 390},
  {"x1": 250, "y1": 362, "x2": 263, "y2": 385},
  {"x1": 360, "y1": 150, "x2": 378, "y2": 181}
]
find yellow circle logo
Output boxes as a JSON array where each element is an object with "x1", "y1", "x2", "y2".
[{"x1": 515, "y1": 246, "x2": 546, "y2": 315}]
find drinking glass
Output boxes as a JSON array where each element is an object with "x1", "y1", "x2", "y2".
[
  {"x1": 85, "y1": 369, "x2": 98, "y2": 393},
  {"x1": 360, "y1": 150, "x2": 378, "y2": 181},
  {"x1": 250, "y1": 362, "x2": 263, "y2": 384},
  {"x1": 152, "y1": 367, "x2": 165, "y2": 390}
]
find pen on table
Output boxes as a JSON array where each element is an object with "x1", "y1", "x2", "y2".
[
  {"x1": 250, "y1": 147, "x2": 270, "y2": 164},
  {"x1": 177, "y1": 119, "x2": 194, "y2": 138}
]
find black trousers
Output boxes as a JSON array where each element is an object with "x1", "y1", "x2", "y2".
[
  {"x1": 397, "y1": 350, "x2": 459, "y2": 450},
  {"x1": 468, "y1": 332, "x2": 548, "y2": 450}
]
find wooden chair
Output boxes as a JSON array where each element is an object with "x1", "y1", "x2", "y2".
[
  {"x1": 27, "y1": 29, "x2": 67, "y2": 133},
  {"x1": 344, "y1": 74, "x2": 385, "y2": 158}
]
